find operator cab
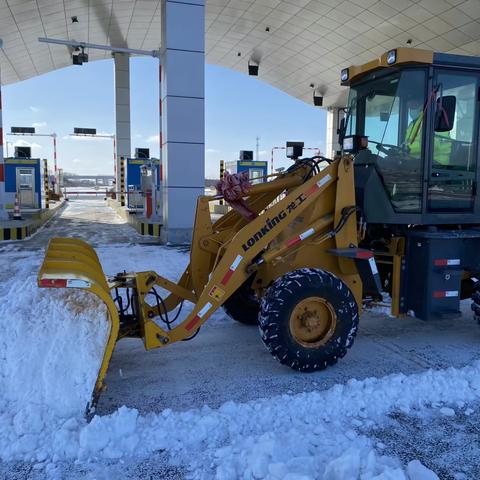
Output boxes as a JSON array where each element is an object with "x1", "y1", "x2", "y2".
[{"x1": 341, "y1": 48, "x2": 480, "y2": 225}]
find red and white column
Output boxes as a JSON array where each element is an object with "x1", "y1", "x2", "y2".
[
  {"x1": 112, "y1": 135, "x2": 116, "y2": 189},
  {"x1": 52, "y1": 133, "x2": 58, "y2": 194},
  {"x1": 0, "y1": 47, "x2": 8, "y2": 221},
  {"x1": 155, "y1": 62, "x2": 163, "y2": 220},
  {"x1": 326, "y1": 107, "x2": 344, "y2": 158},
  {"x1": 113, "y1": 53, "x2": 131, "y2": 198}
]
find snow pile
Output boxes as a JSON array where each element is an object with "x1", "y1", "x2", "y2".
[
  {"x1": 0, "y1": 247, "x2": 478, "y2": 478},
  {"x1": 0, "y1": 256, "x2": 109, "y2": 418},
  {"x1": 2, "y1": 354, "x2": 480, "y2": 477}
]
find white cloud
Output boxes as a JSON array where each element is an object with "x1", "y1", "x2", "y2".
[
  {"x1": 72, "y1": 158, "x2": 81, "y2": 163},
  {"x1": 206, "y1": 148, "x2": 220, "y2": 154},
  {"x1": 32, "y1": 121, "x2": 47, "y2": 128},
  {"x1": 13, "y1": 139, "x2": 42, "y2": 149},
  {"x1": 29, "y1": 106, "x2": 40, "y2": 113},
  {"x1": 147, "y1": 135, "x2": 160, "y2": 144}
]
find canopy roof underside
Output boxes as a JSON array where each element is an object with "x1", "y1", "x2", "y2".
[{"x1": 0, "y1": 0, "x2": 479, "y2": 107}]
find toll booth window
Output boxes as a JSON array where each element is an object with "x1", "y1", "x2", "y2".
[
  {"x1": 429, "y1": 72, "x2": 478, "y2": 211},
  {"x1": 19, "y1": 170, "x2": 34, "y2": 188},
  {"x1": 249, "y1": 169, "x2": 264, "y2": 185},
  {"x1": 354, "y1": 69, "x2": 426, "y2": 213}
]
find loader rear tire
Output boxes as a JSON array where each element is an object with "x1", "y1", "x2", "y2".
[
  {"x1": 223, "y1": 279, "x2": 260, "y2": 325},
  {"x1": 258, "y1": 268, "x2": 359, "y2": 372}
]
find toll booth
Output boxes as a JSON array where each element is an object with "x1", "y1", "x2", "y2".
[
  {"x1": 126, "y1": 148, "x2": 156, "y2": 210},
  {"x1": 126, "y1": 158, "x2": 145, "y2": 209},
  {"x1": 140, "y1": 159, "x2": 162, "y2": 220},
  {"x1": 225, "y1": 160, "x2": 268, "y2": 184},
  {"x1": 4, "y1": 158, "x2": 42, "y2": 210}
]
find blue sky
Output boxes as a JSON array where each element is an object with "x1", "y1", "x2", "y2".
[{"x1": 2, "y1": 57, "x2": 325, "y2": 178}]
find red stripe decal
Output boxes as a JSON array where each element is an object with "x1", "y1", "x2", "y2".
[
  {"x1": 39, "y1": 278, "x2": 67, "y2": 288},
  {"x1": 286, "y1": 237, "x2": 301, "y2": 248},
  {"x1": 434, "y1": 259, "x2": 448, "y2": 266},
  {"x1": 0, "y1": 164, "x2": 4, "y2": 182},
  {"x1": 0, "y1": 127, "x2": 3, "y2": 146},
  {"x1": 185, "y1": 315, "x2": 201, "y2": 331},
  {"x1": 305, "y1": 184, "x2": 319, "y2": 197},
  {"x1": 221, "y1": 269, "x2": 234, "y2": 286},
  {"x1": 356, "y1": 251, "x2": 373, "y2": 259},
  {"x1": 159, "y1": 98, "x2": 162, "y2": 116},
  {"x1": 433, "y1": 291, "x2": 445, "y2": 298}
]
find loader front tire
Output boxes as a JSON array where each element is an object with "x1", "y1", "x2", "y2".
[
  {"x1": 223, "y1": 279, "x2": 260, "y2": 325},
  {"x1": 259, "y1": 269, "x2": 359, "y2": 372}
]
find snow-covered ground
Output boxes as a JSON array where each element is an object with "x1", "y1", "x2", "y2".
[{"x1": 1, "y1": 199, "x2": 479, "y2": 479}]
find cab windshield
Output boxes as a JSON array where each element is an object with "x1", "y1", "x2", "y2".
[{"x1": 346, "y1": 69, "x2": 426, "y2": 212}]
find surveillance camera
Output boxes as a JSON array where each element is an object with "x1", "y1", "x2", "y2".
[
  {"x1": 72, "y1": 48, "x2": 88, "y2": 65},
  {"x1": 248, "y1": 61, "x2": 259, "y2": 76},
  {"x1": 72, "y1": 53, "x2": 83, "y2": 65},
  {"x1": 313, "y1": 92, "x2": 323, "y2": 107}
]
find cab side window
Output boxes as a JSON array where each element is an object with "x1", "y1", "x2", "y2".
[{"x1": 429, "y1": 72, "x2": 478, "y2": 211}]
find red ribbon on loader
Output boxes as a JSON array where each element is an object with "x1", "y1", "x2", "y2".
[{"x1": 216, "y1": 171, "x2": 258, "y2": 221}]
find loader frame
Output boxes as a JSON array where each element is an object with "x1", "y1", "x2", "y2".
[{"x1": 38, "y1": 155, "x2": 372, "y2": 404}]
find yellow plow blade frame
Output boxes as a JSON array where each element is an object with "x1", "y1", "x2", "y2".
[{"x1": 37, "y1": 237, "x2": 119, "y2": 409}]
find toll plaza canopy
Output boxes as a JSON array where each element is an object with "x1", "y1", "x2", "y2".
[{"x1": 0, "y1": 0, "x2": 479, "y2": 107}]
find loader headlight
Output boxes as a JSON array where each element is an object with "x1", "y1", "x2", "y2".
[
  {"x1": 343, "y1": 136, "x2": 354, "y2": 152},
  {"x1": 386, "y1": 49, "x2": 397, "y2": 65},
  {"x1": 342, "y1": 135, "x2": 368, "y2": 154},
  {"x1": 286, "y1": 141, "x2": 304, "y2": 159},
  {"x1": 341, "y1": 68, "x2": 349, "y2": 82}
]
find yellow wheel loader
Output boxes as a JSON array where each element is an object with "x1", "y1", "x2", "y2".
[{"x1": 38, "y1": 48, "x2": 480, "y2": 410}]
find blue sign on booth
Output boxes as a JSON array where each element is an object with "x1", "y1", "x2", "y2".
[{"x1": 225, "y1": 160, "x2": 268, "y2": 184}]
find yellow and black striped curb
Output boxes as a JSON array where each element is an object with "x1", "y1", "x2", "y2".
[
  {"x1": 107, "y1": 198, "x2": 162, "y2": 237},
  {"x1": 0, "y1": 225, "x2": 28, "y2": 241},
  {"x1": 43, "y1": 159, "x2": 50, "y2": 209},
  {"x1": 0, "y1": 202, "x2": 64, "y2": 241},
  {"x1": 130, "y1": 219, "x2": 161, "y2": 237},
  {"x1": 120, "y1": 158, "x2": 126, "y2": 207}
]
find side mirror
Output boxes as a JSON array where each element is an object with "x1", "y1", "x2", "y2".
[
  {"x1": 435, "y1": 95, "x2": 456, "y2": 132},
  {"x1": 380, "y1": 111, "x2": 389, "y2": 122},
  {"x1": 338, "y1": 117, "x2": 346, "y2": 144}
]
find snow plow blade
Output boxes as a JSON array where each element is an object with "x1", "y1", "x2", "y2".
[{"x1": 37, "y1": 237, "x2": 119, "y2": 412}]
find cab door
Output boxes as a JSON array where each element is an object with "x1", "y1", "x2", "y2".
[{"x1": 428, "y1": 71, "x2": 479, "y2": 212}]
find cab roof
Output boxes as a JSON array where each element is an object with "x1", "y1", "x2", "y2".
[{"x1": 341, "y1": 48, "x2": 480, "y2": 87}]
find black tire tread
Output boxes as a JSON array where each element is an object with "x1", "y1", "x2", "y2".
[{"x1": 258, "y1": 268, "x2": 359, "y2": 372}]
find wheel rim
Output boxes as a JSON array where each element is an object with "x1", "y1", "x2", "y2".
[{"x1": 289, "y1": 296, "x2": 337, "y2": 348}]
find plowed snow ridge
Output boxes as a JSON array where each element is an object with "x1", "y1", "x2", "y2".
[{"x1": 1, "y1": 249, "x2": 479, "y2": 479}]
